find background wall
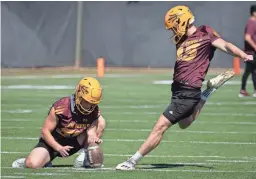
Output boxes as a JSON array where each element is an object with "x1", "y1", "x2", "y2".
[{"x1": 2, "y1": 1, "x2": 255, "y2": 68}]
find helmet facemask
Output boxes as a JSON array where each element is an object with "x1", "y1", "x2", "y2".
[
  {"x1": 170, "y1": 20, "x2": 185, "y2": 44},
  {"x1": 169, "y1": 17, "x2": 194, "y2": 44},
  {"x1": 75, "y1": 96, "x2": 97, "y2": 115},
  {"x1": 165, "y1": 6, "x2": 195, "y2": 44}
]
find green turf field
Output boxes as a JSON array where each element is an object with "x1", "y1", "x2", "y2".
[{"x1": 1, "y1": 71, "x2": 256, "y2": 179}]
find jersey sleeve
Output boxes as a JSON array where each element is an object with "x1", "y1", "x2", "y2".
[
  {"x1": 206, "y1": 26, "x2": 221, "y2": 43},
  {"x1": 52, "y1": 98, "x2": 69, "y2": 119}
]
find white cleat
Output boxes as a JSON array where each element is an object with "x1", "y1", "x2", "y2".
[
  {"x1": 116, "y1": 159, "x2": 136, "y2": 170},
  {"x1": 74, "y1": 149, "x2": 88, "y2": 168},
  {"x1": 253, "y1": 93, "x2": 256, "y2": 98},
  {"x1": 207, "y1": 70, "x2": 235, "y2": 89},
  {"x1": 12, "y1": 158, "x2": 26, "y2": 168},
  {"x1": 74, "y1": 149, "x2": 104, "y2": 168}
]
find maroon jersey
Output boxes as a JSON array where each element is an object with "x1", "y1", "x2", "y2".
[
  {"x1": 173, "y1": 25, "x2": 220, "y2": 89},
  {"x1": 244, "y1": 18, "x2": 256, "y2": 55},
  {"x1": 51, "y1": 95, "x2": 100, "y2": 138}
]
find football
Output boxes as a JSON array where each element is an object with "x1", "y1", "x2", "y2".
[{"x1": 86, "y1": 143, "x2": 104, "y2": 168}]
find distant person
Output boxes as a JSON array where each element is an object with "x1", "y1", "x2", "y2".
[{"x1": 239, "y1": 5, "x2": 256, "y2": 97}]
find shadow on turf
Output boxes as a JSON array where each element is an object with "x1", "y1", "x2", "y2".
[
  {"x1": 50, "y1": 165, "x2": 74, "y2": 168},
  {"x1": 139, "y1": 163, "x2": 214, "y2": 169}
]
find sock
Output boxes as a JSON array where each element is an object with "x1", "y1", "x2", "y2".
[
  {"x1": 81, "y1": 148, "x2": 87, "y2": 153},
  {"x1": 130, "y1": 151, "x2": 143, "y2": 164},
  {"x1": 201, "y1": 88, "x2": 217, "y2": 101}
]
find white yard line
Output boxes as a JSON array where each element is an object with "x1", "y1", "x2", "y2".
[
  {"x1": 153, "y1": 80, "x2": 253, "y2": 85},
  {"x1": 1, "y1": 137, "x2": 255, "y2": 145},
  {"x1": 101, "y1": 102, "x2": 256, "y2": 108},
  {"x1": 1, "y1": 119, "x2": 34, "y2": 122},
  {"x1": 195, "y1": 121, "x2": 256, "y2": 125},
  {"x1": 1, "y1": 85, "x2": 73, "y2": 90},
  {"x1": 206, "y1": 101, "x2": 256, "y2": 105},
  {"x1": 2, "y1": 119, "x2": 256, "y2": 126},
  {"x1": 2, "y1": 102, "x2": 256, "y2": 108},
  {"x1": 1, "y1": 151, "x2": 256, "y2": 161},
  {"x1": 1, "y1": 126, "x2": 256, "y2": 135},
  {"x1": 206, "y1": 160, "x2": 253, "y2": 163},
  {"x1": 2, "y1": 167, "x2": 256, "y2": 173},
  {"x1": 2, "y1": 74, "x2": 142, "y2": 80},
  {"x1": 1, "y1": 110, "x2": 33, "y2": 114},
  {"x1": 102, "y1": 112, "x2": 256, "y2": 117},
  {"x1": 14, "y1": 172, "x2": 67, "y2": 176},
  {"x1": 1, "y1": 176, "x2": 25, "y2": 179},
  {"x1": 201, "y1": 112, "x2": 256, "y2": 117},
  {"x1": 106, "y1": 128, "x2": 256, "y2": 134},
  {"x1": 2, "y1": 109, "x2": 256, "y2": 117}
]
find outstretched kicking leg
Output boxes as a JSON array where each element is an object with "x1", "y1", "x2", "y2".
[{"x1": 179, "y1": 70, "x2": 235, "y2": 129}]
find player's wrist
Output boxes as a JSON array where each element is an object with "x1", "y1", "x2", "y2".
[{"x1": 53, "y1": 144, "x2": 63, "y2": 152}]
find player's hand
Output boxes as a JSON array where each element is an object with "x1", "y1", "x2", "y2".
[
  {"x1": 57, "y1": 145, "x2": 74, "y2": 157},
  {"x1": 94, "y1": 137, "x2": 103, "y2": 144},
  {"x1": 88, "y1": 136, "x2": 103, "y2": 144},
  {"x1": 244, "y1": 54, "x2": 253, "y2": 62}
]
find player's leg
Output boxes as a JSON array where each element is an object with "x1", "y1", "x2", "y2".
[
  {"x1": 116, "y1": 83, "x2": 197, "y2": 170},
  {"x1": 74, "y1": 131, "x2": 89, "y2": 167},
  {"x1": 137, "y1": 114, "x2": 172, "y2": 155},
  {"x1": 179, "y1": 70, "x2": 235, "y2": 129},
  {"x1": 96, "y1": 116, "x2": 106, "y2": 138},
  {"x1": 240, "y1": 62, "x2": 252, "y2": 97},
  {"x1": 252, "y1": 63, "x2": 256, "y2": 97},
  {"x1": 24, "y1": 147, "x2": 51, "y2": 169},
  {"x1": 116, "y1": 114, "x2": 172, "y2": 170},
  {"x1": 178, "y1": 87, "x2": 215, "y2": 129},
  {"x1": 178, "y1": 99, "x2": 206, "y2": 129},
  {"x1": 12, "y1": 139, "x2": 53, "y2": 169}
]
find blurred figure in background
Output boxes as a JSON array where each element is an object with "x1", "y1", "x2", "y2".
[{"x1": 239, "y1": 5, "x2": 256, "y2": 97}]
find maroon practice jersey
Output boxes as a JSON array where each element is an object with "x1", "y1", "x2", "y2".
[
  {"x1": 50, "y1": 95, "x2": 100, "y2": 138},
  {"x1": 173, "y1": 25, "x2": 220, "y2": 89},
  {"x1": 244, "y1": 18, "x2": 256, "y2": 55}
]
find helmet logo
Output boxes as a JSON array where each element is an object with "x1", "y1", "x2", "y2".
[{"x1": 78, "y1": 85, "x2": 89, "y2": 95}]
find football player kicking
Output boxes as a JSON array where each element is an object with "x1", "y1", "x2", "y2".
[
  {"x1": 12, "y1": 77, "x2": 106, "y2": 169},
  {"x1": 116, "y1": 5, "x2": 253, "y2": 170}
]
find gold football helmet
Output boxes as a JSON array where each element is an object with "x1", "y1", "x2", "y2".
[
  {"x1": 164, "y1": 5, "x2": 195, "y2": 44},
  {"x1": 75, "y1": 77, "x2": 102, "y2": 114}
]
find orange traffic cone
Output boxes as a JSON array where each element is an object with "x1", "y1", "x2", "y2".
[
  {"x1": 233, "y1": 57, "x2": 240, "y2": 75},
  {"x1": 97, "y1": 57, "x2": 105, "y2": 78}
]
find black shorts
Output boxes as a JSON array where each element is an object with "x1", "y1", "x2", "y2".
[
  {"x1": 163, "y1": 81, "x2": 201, "y2": 124},
  {"x1": 34, "y1": 136, "x2": 82, "y2": 161}
]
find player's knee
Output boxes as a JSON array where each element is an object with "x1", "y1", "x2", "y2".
[
  {"x1": 25, "y1": 157, "x2": 42, "y2": 169},
  {"x1": 178, "y1": 120, "x2": 192, "y2": 129},
  {"x1": 152, "y1": 123, "x2": 169, "y2": 135},
  {"x1": 179, "y1": 123, "x2": 189, "y2": 129},
  {"x1": 152, "y1": 116, "x2": 171, "y2": 134}
]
